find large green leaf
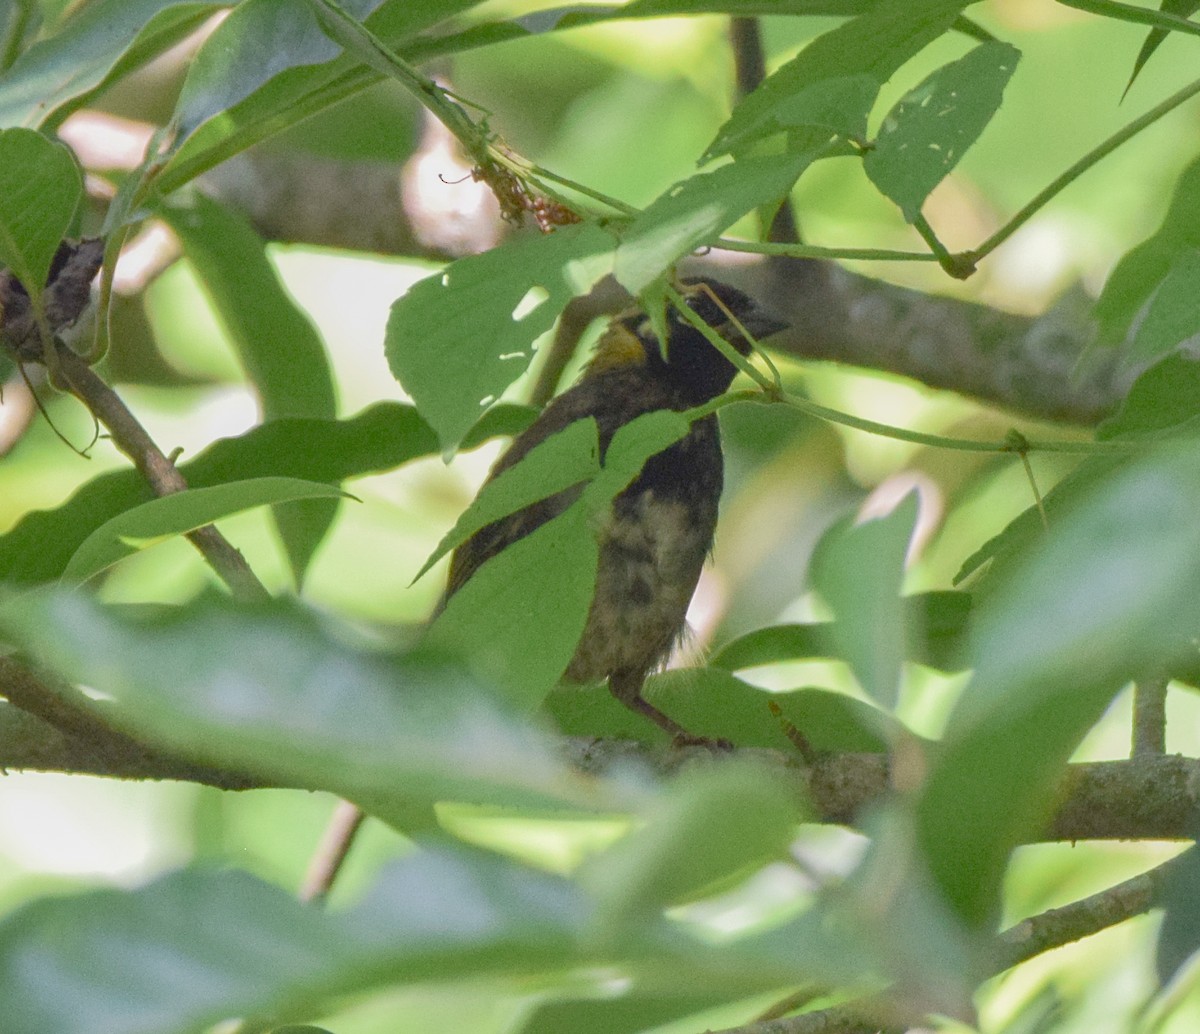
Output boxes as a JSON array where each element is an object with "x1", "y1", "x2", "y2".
[
  {"x1": 809, "y1": 492, "x2": 918, "y2": 709},
  {"x1": 0, "y1": 402, "x2": 532, "y2": 586},
  {"x1": 157, "y1": 0, "x2": 485, "y2": 192},
  {"x1": 1125, "y1": 248, "x2": 1200, "y2": 369},
  {"x1": 546, "y1": 670, "x2": 896, "y2": 752},
  {"x1": 580, "y1": 762, "x2": 804, "y2": 927},
  {"x1": 711, "y1": 590, "x2": 972, "y2": 675},
  {"x1": 864, "y1": 41, "x2": 1019, "y2": 222},
  {"x1": 0, "y1": 0, "x2": 224, "y2": 129},
  {"x1": 1097, "y1": 352, "x2": 1200, "y2": 441},
  {"x1": 922, "y1": 439, "x2": 1200, "y2": 925},
  {"x1": 0, "y1": 848, "x2": 591, "y2": 1034},
  {"x1": 703, "y1": 0, "x2": 975, "y2": 160},
  {"x1": 426, "y1": 411, "x2": 690, "y2": 712},
  {"x1": 414, "y1": 417, "x2": 600, "y2": 583},
  {"x1": 1095, "y1": 154, "x2": 1200, "y2": 346},
  {"x1": 614, "y1": 150, "x2": 818, "y2": 294},
  {"x1": 172, "y1": 0, "x2": 389, "y2": 139},
  {"x1": 386, "y1": 223, "x2": 616, "y2": 450},
  {"x1": 0, "y1": 128, "x2": 81, "y2": 300},
  {"x1": 60, "y1": 477, "x2": 347, "y2": 585},
  {"x1": 159, "y1": 193, "x2": 338, "y2": 584},
  {"x1": 0, "y1": 591, "x2": 600, "y2": 820}
]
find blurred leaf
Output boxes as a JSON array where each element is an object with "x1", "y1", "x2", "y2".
[
  {"x1": 160, "y1": 195, "x2": 335, "y2": 421},
  {"x1": 517, "y1": 989, "x2": 734, "y2": 1034},
  {"x1": 924, "y1": 440, "x2": 1200, "y2": 925},
  {"x1": 546, "y1": 670, "x2": 895, "y2": 752},
  {"x1": 425, "y1": 500, "x2": 598, "y2": 711},
  {"x1": 1156, "y1": 845, "x2": 1200, "y2": 986},
  {"x1": 61, "y1": 477, "x2": 347, "y2": 586},
  {"x1": 703, "y1": 0, "x2": 972, "y2": 160},
  {"x1": 386, "y1": 224, "x2": 615, "y2": 450},
  {"x1": 173, "y1": 0, "x2": 390, "y2": 139},
  {"x1": 414, "y1": 418, "x2": 599, "y2": 584},
  {"x1": 1098, "y1": 353, "x2": 1200, "y2": 440},
  {"x1": 0, "y1": 402, "x2": 531, "y2": 586},
  {"x1": 0, "y1": 0, "x2": 223, "y2": 129},
  {"x1": 0, "y1": 128, "x2": 81, "y2": 301},
  {"x1": 580, "y1": 761, "x2": 803, "y2": 925},
  {"x1": 1095, "y1": 154, "x2": 1200, "y2": 345},
  {"x1": 614, "y1": 150, "x2": 818, "y2": 294},
  {"x1": 0, "y1": 847, "x2": 591, "y2": 1034},
  {"x1": 712, "y1": 591, "x2": 972, "y2": 674},
  {"x1": 159, "y1": 193, "x2": 338, "y2": 584},
  {"x1": 0, "y1": 590, "x2": 601, "y2": 820},
  {"x1": 1126, "y1": 248, "x2": 1200, "y2": 368},
  {"x1": 158, "y1": 0, "x2": 486, "y2": 192},
  {"x1": 953, "y1": 455, "x2": 1124, "y2": 587},
  {"x1": 426, "y1": 411, "x2": 689, "y2": 711},
  {"x1": 1060, "y1": 0, "x2": 1200, "y2": 35},
  {"x1": 1124, "y1": 1, "x2": 1200, "y2": 96},
  {"x1": 864, "y1": 41, "x2": 1019, "y2": 222},
  {"x1": 809, "y1": 492, "x2": 918, "y2": 708}
]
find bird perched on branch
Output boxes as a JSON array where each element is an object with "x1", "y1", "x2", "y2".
[{"x1": 442, "y1": 278, "x2": 787, "y2": 743}]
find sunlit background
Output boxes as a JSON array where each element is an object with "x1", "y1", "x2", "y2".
[{"x1": 3, "y1": 1, "x2": 1200, "y2": 1030}]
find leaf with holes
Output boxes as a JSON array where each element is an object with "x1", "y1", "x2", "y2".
[
  {"x1": 865, "y1": 41, "x2": 1019, "y2": 223},
  {"x1": 386, "y1": 223, "x2": 616, "y2": 451}
]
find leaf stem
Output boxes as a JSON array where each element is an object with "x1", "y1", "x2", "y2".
[{"x1": 969, "y1": 73, "x2": 1200, "y2": 261}]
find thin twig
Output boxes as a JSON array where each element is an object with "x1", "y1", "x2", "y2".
[
  {"x1": 54, "y1": 345, "x2": 271, "y2": 602},
  {"x1": 301, "y1": 799, "x2": 367, "y2": 902},
  {"x1": 1132, "y1": 676, "x2": 1169, "y2": 757}
]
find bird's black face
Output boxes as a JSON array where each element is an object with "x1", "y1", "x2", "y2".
[{"x1": 612, "y1": 279, "x2": 787, "y2": 406}]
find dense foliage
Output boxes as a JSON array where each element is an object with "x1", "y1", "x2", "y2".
[{"x1": 3, "y1": 1, "x2": 1200, "y2": 1032}]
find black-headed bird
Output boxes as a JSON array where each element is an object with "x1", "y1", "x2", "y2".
[{"x1": 442, "y1": 278, "x2": 786, "y2": 742}]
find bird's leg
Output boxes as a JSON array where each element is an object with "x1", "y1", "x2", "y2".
[{"x1": 608, "y1": 669, "x2": 730, "y2": 749}]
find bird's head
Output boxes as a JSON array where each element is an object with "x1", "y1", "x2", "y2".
[{"x1": 588, "y1": 278, "x2": 787, "y2": 405}]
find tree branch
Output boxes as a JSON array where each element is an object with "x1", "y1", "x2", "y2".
[
  {"x1": 711, "y1": 852, "x2": 1182, "y2": 1034},
  {"x1": 52, "y1": 345, "x2": 271, "y2": 602}
]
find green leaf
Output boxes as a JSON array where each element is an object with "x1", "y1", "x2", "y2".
[
  {"x1": 0, "y1": 403, "x2": 532, "y2": 586},
  {"x1": 1155, "y1": 844, "x2": 1200, "y2": 986},
  {"x1": 1060, "y1": 0, "x2": 1200, "y2": 36},
  {"x1": 1126, "y1": 248, "x2": 1200, "y2": 369},
  {"x1": 426, "y1": 410, "x2": 692, "y2": 712},
  {"x1": 158, "y1": 193, "x2": 339, "y2": 585},
  {"x1": 427, "y1": 500, "x2": 599, "y2": 711},
  {"x1": 0, "y1": 128, "x2": 81, "y2": 301},
  {"x1": 613, "y1": 150, "x2": 818, "y2": 294},
  {"x1": 923, "y1": 439, "x2": 1200, "y2": 925},
  {"x1": 580, "y1": 761, "x2": 804, "y2": 925},
  {"x1": 546, "y1": 671, "x2": 895, "y2": 753},
  {"x1": 386, "y1": 223, "x2": 615, "y2": 450},
  {"x1": 160, "y1": 195, "x2": 335, "y2": 421},
  {"x1": 1098, "y1": 353, "x2": 1200, "y2": 441},
  {"x1": 864, "y1": 41, "x2": 1019, "y2": 223},
  {"x1": 0, "y1": 591, "x2": 601, "y2": 819},
  {"x1": 809, "y1": 492, "x2": 919, "y2": 708},
  {"x1": 173, "y1": 0, "x2": 388, "y2": 139},
  {"x1": 1095, "y1": 154, "x2": 1200, "y2": 346},
  {"x1": 711, "y1": 591, "x2": 972, "y2": 674},
  {"x1": 0, "y1": 849, "x2": 591, "y2": 1034},
  {"x1": 61, "y1": 477, "x2": 347, "y2": 585},
  {"x1": 158, "y1": 0, "x2": 485, "y2": 191},
  {"x1": 1124, "y1": 0, "x2": 1200, "y2": 96},
  {"x1": 0, "y1": 0, "x2": 224, "y2": 129},
  {"x1": 414, "y1": 418, "x2": 600, "y2": 584},
  {"x1": 702, "y1": 0, "x2": 973, "y2": 160}
]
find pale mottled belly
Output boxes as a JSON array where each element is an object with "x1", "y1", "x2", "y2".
[{"x1": 565, "y1": 487, "x2": 717, "y2": 682}]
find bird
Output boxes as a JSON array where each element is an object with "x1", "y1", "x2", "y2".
[{"x1": 441, "y1": 278, "x2": 787, "y2": 743}]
